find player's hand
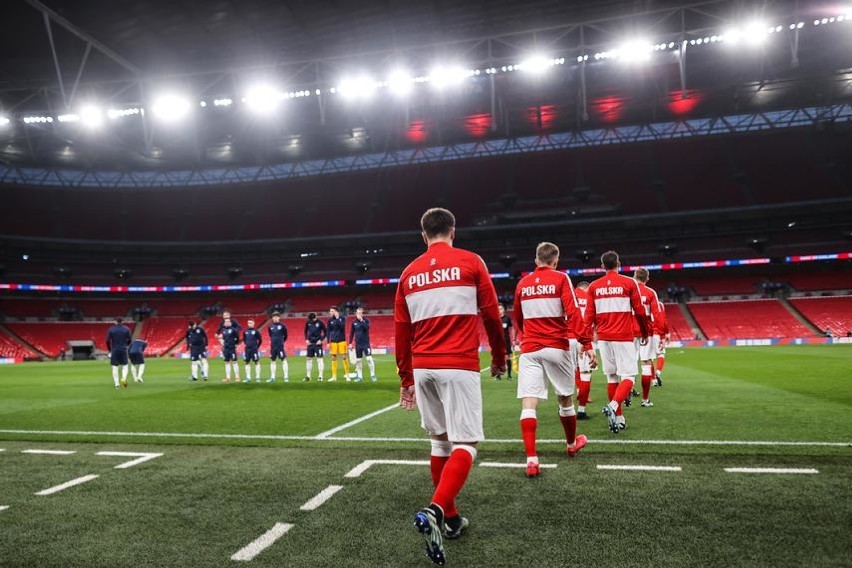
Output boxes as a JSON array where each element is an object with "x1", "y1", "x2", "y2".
[
  {"x1": 399, "y1": 386, "x2": 416, "y2": 411},
  {"x1": 585, "y1": 349, "x2": 598, "y2": 370},
  {"x1": 640, "y1": 336, "x2": 649, "y2": 346},
  {"x1": 490, "y1": 361, "x2": 507, "y2": 377}
]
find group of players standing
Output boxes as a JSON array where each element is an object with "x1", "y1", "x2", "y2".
[{"x1": 181, "y1": 306, "x2": 378, "y2": 384}]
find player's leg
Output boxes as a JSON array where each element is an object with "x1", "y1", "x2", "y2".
[
  {"x1": 608, "y1": 342, "x2": 639, "y2": 431},
  {"x1": 244, "y1": 354, "x2": 252, "y2": 382},
  {"x1": 137, "y1": 360, "x2": 145, "y2": 382},
  {"x1": 120, "y1": 364, "x2": 129, "y2": 386},
  {"x1": 317, "y1": 353, "x2": 325, "y2": 381},
  {"x1": 655, "y1": 336, "x2": 666, "y2": 386},
  {"x1": 269, "y1": 353, "x2": 277, "y2": 382},
  {"x1": 190, "y1": 357, "x2": 199, "y2": 381},
  {"x1": 111, "y1": 365, "x2": 120, "y2": 388},
  {"x1": 639, "y1": 337, "x2": 654, "y2": 406},
  {"x1": 200, "y1": 356, "x2": 208, "y2": 380},
  {"x1": 282, "y1": 355, "x2": 289, "y2": 382},
  {"x1": 544, "y1": 347, "x2": 587, "y2": 456},
  {"x1": 355, "y1": 354, "x2": 363, "y2": 380},
  {"x1": 517, "y1": 351, "x2": 546, "y2": 475},
  {"x1": 598, "y1": 341, "x2": 622, "y2": 433},
  {"x1": 254, "y1": 353, "x2": 262, "y2": 382},
  {"x1": 130, "y1": 362, "x2": 138, "y2": 382},
  {"x1": 224, "y1": 354, "x2": 232, "y2": 382},
  {"x1": 329, "y1": 342, "x2": 338, "y2": 381},
  {"x1": 366, "y1": 352, "x2": 376, "y2": 381},
  {"x1": 577, "y1": 346, "x2": 592, "y2": 418},
  {"x1": 341, "y1": 343, "x2": 350, "y2": 380},
  {"x1": 305, "y1": 355, "x2": 313, "y2": 381}
]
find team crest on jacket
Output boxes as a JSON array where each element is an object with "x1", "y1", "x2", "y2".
[{"x1": 430, "y1": 258, "x2": 436, "y2": 266}]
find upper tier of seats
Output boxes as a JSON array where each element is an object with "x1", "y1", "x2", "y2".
[{"x1": 789, "y1": 297, "x2": 852, "y2": 335}]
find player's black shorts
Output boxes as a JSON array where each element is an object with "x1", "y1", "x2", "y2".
[
  {"x1": 243, "y1": 349, "x2": 260, "y2": 363},
  {"x1": 306, "y1": 343, "x2": 323, "y2": 358},
  {"x1": 189, "y1": 347, "x2": 207, "y2": 361},
  {"x1": 222, "y1": 348, "x2": 237, "y2": 362},
  {"x1": 355, "y1": 345, "x2": 371, "y2": 358},
  {"x1": 270, "y1": 345, "x2": 286, "y2": 360},
  {"x1": 129, "y1": 352, "x2": 145, "y2": 365},
  {"x1": 110, "y1": 348, "x2": 128, "y2": 366},
  {"x1": 504, "y1": 337, "x2": 513, "y2": 355}
]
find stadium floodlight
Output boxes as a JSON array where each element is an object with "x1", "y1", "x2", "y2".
[
  {"x1": 518, "y1": 54, "x2": 555, "y2": 74},
  {"x1": 387, "y1": 70, "x2": 414, "y2": 96},
  {"x1": 79, "y1": 105, "x2": 104, "y2": 128},
  {"x1": 615, "y1": 39, "x2": 654, "y2": 63},
  {"x1": 57, "y1": 113, "x2": 80, "y2": 123},
  {"x1": 723, "y1": 21, "x2": 769, "y2": 47},
  {"x1": 428, "y1": 65, "x2": 470, "y2": 89},
  {"x1": 245, "y1": 84, "x2": 282, "y2": 114},
  {"x1": 337, "y1": 76, "x2": 378, "y2": 99},
  {"x1": 0, "y1": 115, "x2": 9, "y2": 127},
  {"x1": 151, "y1": 94, "x2": 192, "y2": 122}
]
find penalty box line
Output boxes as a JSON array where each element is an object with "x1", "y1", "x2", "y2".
[{"x1": 0, "y1": 429, "x2": 848, "y2": 447}]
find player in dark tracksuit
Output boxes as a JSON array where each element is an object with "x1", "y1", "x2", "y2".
[
  {"x1": 106, "y1": 317, "x2": 132, "y2": 389},
  {"x1": 304, "y1": 312, "x2": 327, "y2": 382},
  {"x1": 216, "y1": 311, "x2": 242, "y2": 341},
  {"x1": 221, "y1": 321, "x2": 241, "y2": 382},
  {"x1": 498, "y1": 304, "x2": 514, "y2": 380},
  {"x1": 186, "y1": 321, "x2": 209, "y2": 382},
  {"x1": 243, "y1": 319, "x2": 263, "y2": 383},
  {"x1": 349, "y1": 307, "x2": 377, "y2": 382},
  {"x1": 267, "y1": 311, "x2": 289, "y2": 383},
  {"x1": 129, "y1": 338, "x2": 147, "y2": 383}
]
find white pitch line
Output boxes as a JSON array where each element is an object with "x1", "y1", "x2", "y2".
[
  {"x1": 231, "y1": 522, "x2": 294, "y2": 562},
  {"x1": 724, "y1": 467, "x2": 819, "y2": 474},
  {"x1": 597, "y1": 465, "x2": 682, "y2": 472},
  {"x1": 315, "y1": 403, "x2": 399, "y2": 438},
  {"x1": 0, "y1": 429, "x2": 848, "y2": 447},
  {"x1": 345, "y1": 459, "x2": 429, "y2": 478},
  {"x1": 0, "y1": 505, "x2": 8, "y2": 512},
  {"x1": 22, "y1": 449, "x2": 76, "y2": 455},
  {"x1": 300, "y1": 485, "x2": 343, "y2": 511},
  {"x1": 34, "y1": 474, "x2": 99, "y2": 496},
  {"x1": 96, "y1": 451, "x2": 163, "y2": 469},
  {"x1": 480, "y1": 462, "x2": 558, "y2": 469}
]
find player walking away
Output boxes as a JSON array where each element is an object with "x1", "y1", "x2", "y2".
[
  {"x1": 654, "y1": 303, "x2": 670, "y2": 386},
  {"x1": 573, "y1": 282, "x2": 594, "y2": 419},
  {"x1": 395, "y1": 207, "x2": 506, "y2": 565},
  {"x1": 327, "y1": 306, "x2": 350, "y2": 382},
  {"x1": 215, "y1": 310, "x2": 242, "y2": 339},
  {"x1": 304, "y1": 313, "x2": 327, "y2": 382},
  {"x1": 129, "y1": 338, "x2": 147, "y2": 383},
  {"x1": 106, "y1": 317, "x2": 132, "y2": 389},
  {"x1": 513, "y1": 243, "x2": 594, "y2": 478},
  {"x1": 243, "y1": 319, "x2": 263, "y2": 383},
  {"x1": 186, "y1": 321, "x2": 209, "y2": 382},
  {"x1": 221, "y1": 320, "x2": 241, "y2": 382},
  {"x1": 349, "y1": 307, "x2": 376, "y2": 382},
  {"x1": 634, "y1": 268, "x2": 663, "y2": 407},
  {"x1": 267, "y1": 312, "x2": 289, "y2": 382},
  {"x1": 496, "y1": 304, "x2": 514, "y2": 381},
  {"x1": 581, "y1": 251, "x2": 650, "y2": 434}
]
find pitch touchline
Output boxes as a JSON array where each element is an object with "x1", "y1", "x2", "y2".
[
  {"x1": 315, "y1": 404, "x2": 399, "y2": 438},
  {"x1": 0, "y1": 428, "x2": 847, "y2": 447}
]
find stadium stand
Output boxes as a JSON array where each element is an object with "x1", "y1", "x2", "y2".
[
  {"x1": 789, "y1": 297, "x2": 852, "y2": 336},
  {"x1": 5, "y1": 322, "x2": 135, "y2": 357},
  {"x1": 139, "y1": 317, "x2": 189, "y2": 356},
  {"x1": 687, "y1": 300, "x2": 811, "y2": 340},
  {"x1": 0, "y1": 329, "x2": 39, "y2": 359},
  {"x1": 663, "y1": 304, "x2": 696, "y2": 341}
]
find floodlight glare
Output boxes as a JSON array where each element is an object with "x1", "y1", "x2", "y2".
[
  {"x1": 723, "y1": 21, "x2": 768, "y2": 46},
  {"x1": 428, "y1": 65, "x2": 469, "y2": 89},
  {"x1": 616, "y1": 40, "x2": 654, "y2": 63},
  {"x1": 0, "y1": 116, "x2": 9, "y2": 127},
  {"x1": 519, "y1": 55, "x2": 554, "y2": 74},
  {"x1": 337, "y1": 77, "x2": 378, "y2": 99},
  {"x1": 245, "y1": 85, "x2": 282, "y2": 113},
  {"x1": 151, "y1": 94, "x2": 191, "y2": 122},
  {"x1": 387, "y1": 71, "x2": 414, "y2": 96},
  {"x1": 79, "y1": 105, "x2": 104, "y2": 128}
]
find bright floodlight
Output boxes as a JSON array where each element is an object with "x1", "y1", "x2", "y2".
[
  {"x1": 724, "y1": 21, "x2": 768, "y2": 46},
  {"x1": 245, "y1": 85, "x2": 282, "y2": 114},
  {"x1": 387, "y1": 71, "x2": 414, "y2": 96},
  {"x1": 428, "y1": 65, "x2": 468, "y2": 89},
  {"x1": 616, "y1": 40, "x2": 654, "y2": 63},
  {"x1": 337, "y1": 77, "x2": 378, "y2": 99},
  {"x1": 0, "y1": 116, "x2": 10, "y2": 127},
  {"x1": 519, "y1": 55, "x2": 553, "y2": 74},
  {"x1": 151, "y1": 94, "x2": 191, "y2": 122},
  {"x1": 79, "y1": 105, "x2": 104, "y2": 128}
]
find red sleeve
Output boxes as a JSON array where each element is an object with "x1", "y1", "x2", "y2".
[
  {"x1": 658, "y1": 304, "x2": 669, "y2": 335},
  {"x1": 513, "y1": 283, "x2": 524, "y2": 343},
  {"x1": 393, "y1": 278, "x2": 414, "y2": 388},
  {"x1": 475, "y1": 256, "x2": 507, "y2": 363},
  {"x1": 564, "y1": 276, "x2": 592, "y2": 350},
  {"x1": 629, "y1": 281, "x2": 651, "y2": 338},
  {"x1": 650, "y1": 291, "x2": 665, "y2": 335},
  {"x1": 581, "y1": 285, "x2": 597, "y2": 350}
]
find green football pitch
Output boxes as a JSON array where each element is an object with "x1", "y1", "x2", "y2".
[{"x1": 0, "y1": 345, "x2": 850, "y2": 567}]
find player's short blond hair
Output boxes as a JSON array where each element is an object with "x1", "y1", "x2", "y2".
[
  {"x1": 634, "y1": 267, "x2": 649, "y2": 282},
  {"x1": 536, "y1": 242, "x2": 560, "y2": 265}
]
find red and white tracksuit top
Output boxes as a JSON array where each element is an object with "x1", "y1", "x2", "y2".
[
  {"x1": 633, "y1": 281, "x2": 663, "y2": 338},
  {"x1": 394, "y1": 242, "x2": 506, "y2": 388},
  {"x1": 513, "y1": 266, "x2": 591, "y2": 354},
  {"x1": 582, "y1": 270, "x2": 650, "y2": 342}
]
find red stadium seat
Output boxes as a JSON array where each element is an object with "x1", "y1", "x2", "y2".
[{"x1": 688, "y1": 300, "x2": 811, "y2": 340}]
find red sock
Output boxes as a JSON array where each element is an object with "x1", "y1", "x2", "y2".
[
  {"x1": 432, "y1": 448, "x2": 474, "y2": 514},
  {"x1": 520, "y1": 418, "x2": 537, "y2": 458},
  {"x1": 574, "y1": 368, "x2": 581, "y2": 390},
  {"x1": 559, "y1": 414, "x2": 577, "y2": 445},
  {"x1": 578, "y1": 380, "x2": 591, "y2": 406},
  {"x1": 642, "y1": 374, "x2": 652, "y2": 399},
  {"x1": 430, "y1": 455, "x2": 457, "y2": 517},
  {"x1": 657, "y1": 357, "x2": 665, "y2": 372},
  {"x1": 607, "y1": 382, "x2": 617, "y2": 402},
  {"x1": 613, "y1": 379, "x2": 634, "y2": 405}
]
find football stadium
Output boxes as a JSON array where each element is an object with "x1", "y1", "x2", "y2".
[{"x1": 0, "y1": 0, "x2": 850, "y2": 566}]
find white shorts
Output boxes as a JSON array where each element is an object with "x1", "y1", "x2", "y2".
[
  {"x1": 598, "y1": 340, "x2": 638, "y2": 379},
  {"x1": 654, "y1": 335, "x2": 666, "y2": 356},
  {"x1": 637, "y1": 337, "x2": 655, "y2": 361},
  {"x1": 414, "y1": 368, "x2": 483, "y2": 442},
  {"x1": 570, "y1": 339, "x2": 591, "y2": 374},
  {"x1": 517, "y1": 347, "x2": 576, "y2": 400}
]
